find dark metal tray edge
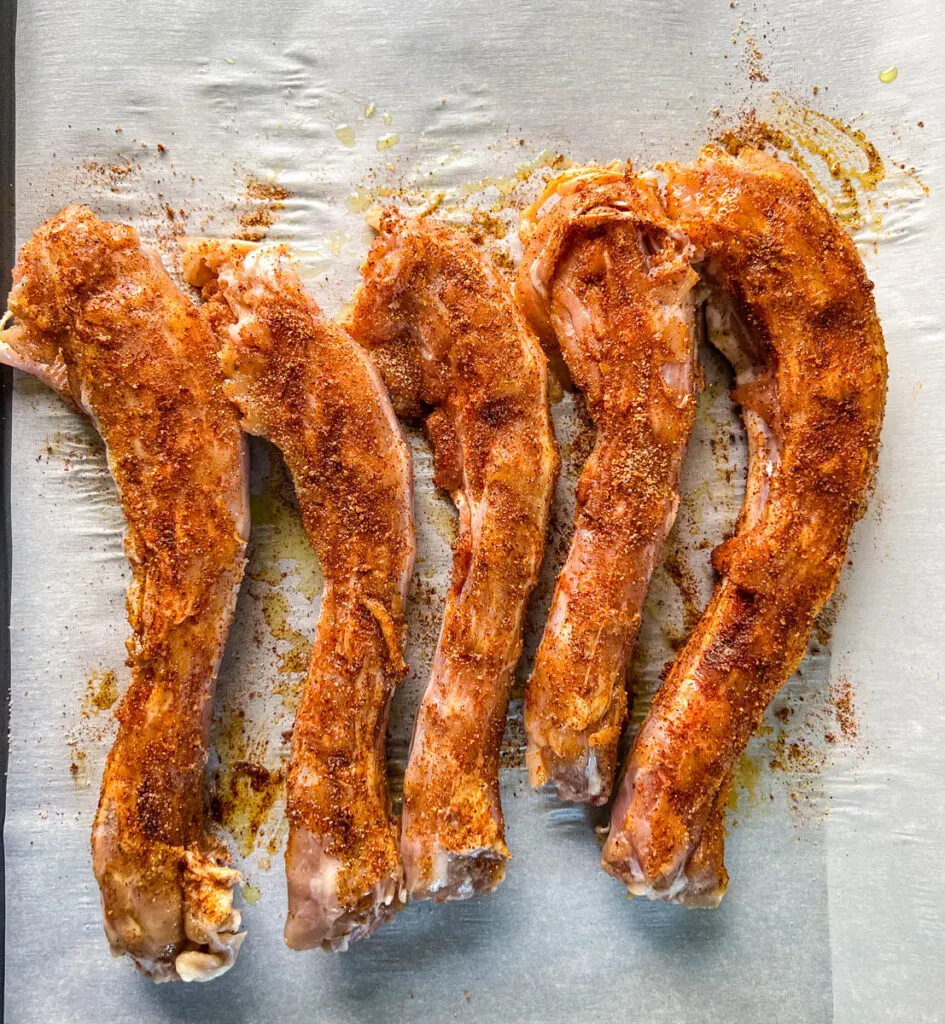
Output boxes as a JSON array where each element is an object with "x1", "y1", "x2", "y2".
[{"x1": 1, "y1": 0, "x2": 17, "y2": 1017}]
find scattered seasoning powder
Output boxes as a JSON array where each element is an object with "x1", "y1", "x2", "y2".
[
  {"x1": 244, "y1": 179, "x2": 291, "y2": 202},
  {"x1": 236, "y1": 177, "x2": 291, "y2": 241},
  {"x1": 662, "y1": 546, "x2": 704, "y2": 636},
  {"x1": 832, "y1": 678, "x2": 859, "y2": 739},
  {"x1": 745, "y1": 37, "x2": 769, "y2": 83}
]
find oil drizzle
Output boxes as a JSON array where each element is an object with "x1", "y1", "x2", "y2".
[
  {"x1": 345, "y1": 151, "x2": 573, "y2": 219},
  {"x1": 714, "y1": 93, "x2": 929, "y2": 256},
  {"x1": 712, "y1": 94, "x2": 889, "y2": 232}
]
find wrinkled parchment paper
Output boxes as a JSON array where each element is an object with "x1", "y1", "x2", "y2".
[{"x1": 6, "y1": 1, "x2": 944, "y2": 1021}]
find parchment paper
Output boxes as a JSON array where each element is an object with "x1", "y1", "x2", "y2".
[{"x1": 6, "y1": 1, "x2": 945, "y2": 1021}]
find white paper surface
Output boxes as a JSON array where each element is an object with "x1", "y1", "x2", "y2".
[{"x1": 6, "y1": 1, "x2": 945, "y2": 1022}]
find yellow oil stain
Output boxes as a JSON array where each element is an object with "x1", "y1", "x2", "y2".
[
  {"x1": 241, "y1": 883, "x2": 262, "y2": 904},
  {"x1": 878, "y1": 66, "x2": 898, "y2": 83},
  {"x1": 335, "y1": 124, "x2": 356, "y2": 148},
  {"x1": 712, "y1": 92, "x2": 927, "y2": 238},
  {"x1": 262, "y1": 589, "x2": 311, "y2": 677},
  {"x1": 66, "y1": 736, "x2": 90, "y2": 789},
  {"x1": 382, "y1": 112, "x2": 393, "y2": 126},
  {"x1": 344, "y1": 150, "x2": 573, "y2": 221},
  {"x1": 433, "y1": 143, "x2": 464, "y2": 169},
  {"x1": 346, "y1": 190, "x2": 384, "y2": 215},
  {"x1": 213, "y1": 708, "x2": 261, "y2": 766},
  {"x1": 212, "y1": 760, "x2": 285, "y2": 857},
  {"x1": 414, "y1": 557, "x2": 439, "y2": 581},
  {"x1": 424, "y1": 490, "x2": 458, "y2": 547},
  {"x1": 335, "y1": 295, "x2": 357, "y2": 325},
  {"x1": 679, "y1": 479, "x2": 714, "y2": 531},
  {"x1": 211, "y1": 709, "x2": 285, "y2": 857},
  {"x1": 772, "y1": 95, "x2": 885, "y2": 189},
  {"x1": 248, "y1": 458, "x2": 324, "y2": 601},
  {"x1": 83, "y1": 669, "x2": 119, "y2": 715},
  {"x1": 376, "y1": 133, "x2": 400, "y2": 151},
  {"x1": 364, "y1": 102, "x2": 376, "y2": 118},
  {"x1": 728, "y1": 752, "x2": 763, "y2": 811},
  {"x1": 267, "y1": 813, "x2": 290, "y2": 855},
  {"x1": 453, "y1": 151, "x2": 574, "y2": 206}
]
